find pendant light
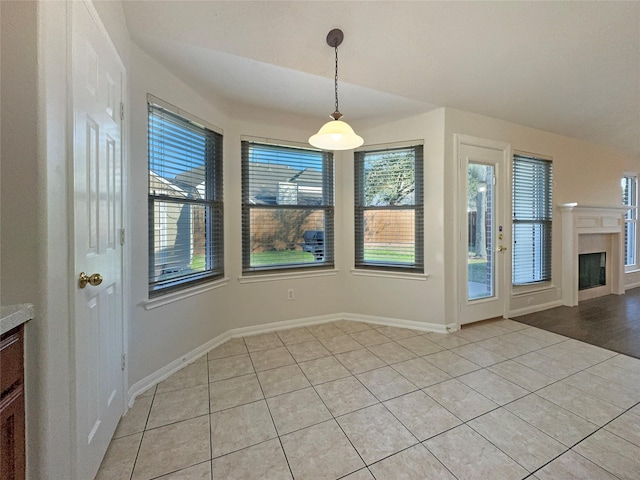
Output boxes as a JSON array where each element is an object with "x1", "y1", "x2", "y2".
[{"x1": 309, "y1": 29, "x2": 364, "y2": 151}]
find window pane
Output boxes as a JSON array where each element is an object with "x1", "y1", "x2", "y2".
[
  {"x1": 354, "y1": 145, "x2": 424, "y2": 272},
  {"x1": 148, "y1": 100, "x2": 223, "y2": 295},
  {"x1": 363, "y1": 149, "x2": 416, "y2": 207},
  {"x1": 513, "y1": 222, "x2": 552, "y2": 284},
  {"x1": 150, "y1": 201, "x2": 208, "y2": 283},
  {"x1": 626, "y1": 217, "x2": 636, "y2": 266},
  {"x1": 467, "y1": 163, "x2": 495, "y2": 300},
  {"x1": 242, "y1": 142, "x2": 333, "y2": 272},
  {"x1": 363, "y1": 210, "x2": 415, "y2": 264},
  {"x1": 248, "y1": 208, "x2": 326, "y2": 266}
]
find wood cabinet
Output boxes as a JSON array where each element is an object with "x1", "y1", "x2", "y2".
[{"x1": 1, "y1": 324, "x2": 25, "y2": 480}]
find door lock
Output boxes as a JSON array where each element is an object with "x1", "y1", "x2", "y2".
[{"x1": 79, "y1": 272, "x2": 103, "y2": 288}]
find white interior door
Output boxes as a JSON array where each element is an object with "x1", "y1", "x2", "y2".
[
  {"x1": 72, "y1": 2, "x2": 125, "y2": 478},
  {"x1": 457, "y1": 136, "x2": 510, "y2": 325}
]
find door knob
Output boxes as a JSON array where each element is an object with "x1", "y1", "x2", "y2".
[
  {"x1": 79, "y1": 272, "x2": 103, "y2": 288},
  {"x1": 497, "y1": 245, "x2": 507, "y2": 252}
]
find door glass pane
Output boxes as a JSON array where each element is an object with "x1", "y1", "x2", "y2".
[{"x1": 468, "y1": 163, "x2": 495, "y2": 300}]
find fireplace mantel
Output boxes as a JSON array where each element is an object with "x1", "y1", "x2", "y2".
[{"x1": 559, "y1": 203, "x2": 628, "y2": 306}]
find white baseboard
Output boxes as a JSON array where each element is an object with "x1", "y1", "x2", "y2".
[
  {"x1": 127, "y1": 330, "x2": 232, "y2": 406},
  {"x1": 625, "y1": 281, "x2": 640, "y2": 290},
  {"x1": 508, "y1": 300, "x2": 564, "y2": 318},
  {"x1": 127, "y1": 312, "x2": 449, "y2": 406},
  {"x1": 340, "y1": 312, "x2": 450, "y2": 334}
]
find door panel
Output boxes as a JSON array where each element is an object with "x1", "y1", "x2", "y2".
[
  {"x1": 458, "y1": 139, "x2": 509, "y2": 325},
  {"x1": 72, "y1": 2, "x2": 125, "y2": 478}
]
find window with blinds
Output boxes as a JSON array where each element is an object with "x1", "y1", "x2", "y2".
[
  {"x1": 241, "y1": 141, "x2": 334, "y2": 273},
  {"x1": 512, "y1": 154, "x2": 552, "y2": 285},
  {"x1": 622, "y1": 174, "x2": 638, "y2": 269},
  {"x1": 354, "y1": 145, "x2": 424, "y2": 272},
  {"x1": 148, "y1": 98, "x2": 223, "y2": 296}
]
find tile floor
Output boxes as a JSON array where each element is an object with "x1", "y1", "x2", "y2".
[{"x1": 96, "y1": 319, "x2": 640, "y2": 480}]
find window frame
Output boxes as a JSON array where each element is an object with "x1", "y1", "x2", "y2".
[
  {"x1": 623, "y1": 173, "x2": 639, "y2": 271},
  {"x1": 354, "y1": 144, "x2": 424, "y2": 273},
  {"x1": 147, "y1": 95, "x2": 224, "y2": 297},
  {"x1": 511, "y1": 153, "x2": 553, "y2": 286},
  {"x1": 241, "y1": 140, "x2": 335, "y2": 275}
]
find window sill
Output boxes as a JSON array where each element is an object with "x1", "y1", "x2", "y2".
[
  {"x1": 238, "y1": 269, "x2": 339, "y2": 284},
  {"x1": 511, "y1": 282, "x2": 557, "y2": 298},
  {"x1": 143, "y1": 277, "x2": 230, "y2": 310},
  {"x1": 350, "y1": 269, "x2": 429, "y2": 281}
]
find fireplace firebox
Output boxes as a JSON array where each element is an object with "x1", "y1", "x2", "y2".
[{"x1": 578, "y1": 252, "x2": 606, "y2": 290}]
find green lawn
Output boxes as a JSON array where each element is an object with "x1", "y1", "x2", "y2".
[
  {"x1": 363, "y1": 248, "x2": 414, "y2": 264},
  {"x1": 468, "y1": 257, "x2": 489, "y2": 283},
  {"x1": 251, "y1": 250, "x2": 316, "y2": 266},
  {"x1": 190, "y1": 254, "x2": 206, "y2": 271}
]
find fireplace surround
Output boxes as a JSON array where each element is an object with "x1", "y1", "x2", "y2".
[{"x1": 560, "y1": 204, "x2": 628, "y2": 306}]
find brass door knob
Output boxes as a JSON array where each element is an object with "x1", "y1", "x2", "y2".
[
  {"x1": 79, "y1": 272, "x2": 103, "y2": 289},
  {"x1": 497, "y1": 245, "x2": 507, "y2": 252}
]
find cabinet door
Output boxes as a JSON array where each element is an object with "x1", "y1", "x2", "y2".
[{"x1": 1, "y1": 388, "x2": 26, "y2": 480}]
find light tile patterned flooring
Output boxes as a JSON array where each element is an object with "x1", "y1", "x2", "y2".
[{"x1": 96, "y1": 319, "x2": 640, "y2": 480}]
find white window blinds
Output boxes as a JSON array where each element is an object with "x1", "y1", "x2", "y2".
[{"x1": 512, "y1": 154, "x2": 552, "y2": 285}]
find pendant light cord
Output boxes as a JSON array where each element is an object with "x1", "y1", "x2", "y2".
[{"x1": 334, "y1": 44, "x2": 339, "y2": 114}]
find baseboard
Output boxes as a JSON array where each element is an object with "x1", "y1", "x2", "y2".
[
  {"x1": 340, "y1": 312, "x2": 450, "y2": 334},
  {"x1": 226, "y1": 313, "x2": 342, "y2": 338},
  {"x1": 127, "y1": 330, "x2": 232, "y2": 406},
  {"x1": 127, "y1": 312, "x2": 449, "y2": 406},
  {"x1": 625, "y1": 281, "x2": 640, "y2": 290},
  {"x1": 508, "y1": 300, "x2": 564, "y2": 318}
]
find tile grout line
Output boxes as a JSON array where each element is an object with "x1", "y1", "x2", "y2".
[
  {"x1": 244, "y1": 334, "x2": 297, "y2": 480},
  {"x1": 206, "y1": 344, "x2": 214, "y2": 480},
  {"x1": 127, "y1": 385, "x2": 157, "y2": 480}
]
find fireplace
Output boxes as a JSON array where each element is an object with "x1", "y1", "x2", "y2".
[
  {"x1": 560, "y1": 204, "x2": 628, "y2": 306},
  {"x1": 578, "y1": 252, "x2": 606, "y2": 290}
]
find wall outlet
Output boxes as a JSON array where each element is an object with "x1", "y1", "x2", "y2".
[{"x1": 287, "y1": 288, "x2": 295, "y2": 301}]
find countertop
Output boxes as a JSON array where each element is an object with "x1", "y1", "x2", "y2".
[{"x1": 1, "y1": 304, "x2": 33, "y2": 335}]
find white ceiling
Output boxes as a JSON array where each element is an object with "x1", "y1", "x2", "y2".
[{"x1": 121, "y1": 1, "x2": 640, "y2": 154}]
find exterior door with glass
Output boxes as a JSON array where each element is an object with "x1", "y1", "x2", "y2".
[{"x1": 457, "y1": 136, "x2": 510, "y2": 325}]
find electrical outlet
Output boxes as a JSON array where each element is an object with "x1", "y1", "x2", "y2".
[{"x1": 287, "y1": 288, "x2": 295, "y2": 300}]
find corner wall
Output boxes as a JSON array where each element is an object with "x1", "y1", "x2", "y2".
[
  {"x1": 128, "y1": 44, "x2": 347, "y2": 387},
  {"x1": 338, "y1": 109, "x2": 449, "y2": 327}
]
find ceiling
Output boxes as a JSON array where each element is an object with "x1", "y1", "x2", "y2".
[{"x1": 121, "y1": 1, "x2": 640, "y2": 155}]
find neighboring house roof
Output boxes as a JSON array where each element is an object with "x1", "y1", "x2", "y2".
[
  {"x1": 151, "y1": 170, "x2": 202, "y2": 199},
  {"x1": 248, "y1": 162, "x2": 323, "y2": 205}
]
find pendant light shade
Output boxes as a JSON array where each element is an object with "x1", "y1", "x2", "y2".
[
  {"x1": 309, "y1": 29, "x2": 364, "y2": 151},
  {"x1": 309, "y1": 119, "x2": 364, "y2": 151}
]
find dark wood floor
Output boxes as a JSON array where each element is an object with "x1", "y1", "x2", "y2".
[{"x1": 513, "y1": 287, "x2": 640, "y2": 359}]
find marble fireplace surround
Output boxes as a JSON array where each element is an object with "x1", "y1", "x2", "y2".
[{"x1": 560, "y1": 204, "x2": 629, "y2": 306}]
